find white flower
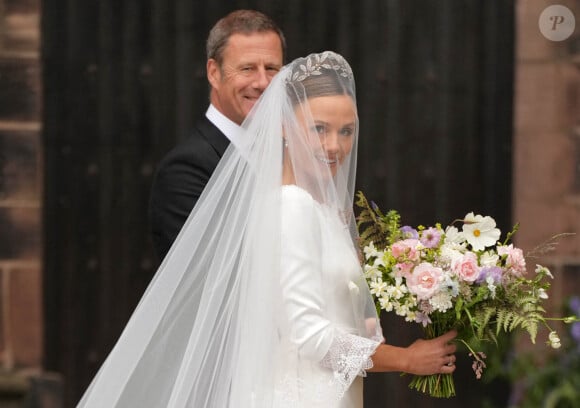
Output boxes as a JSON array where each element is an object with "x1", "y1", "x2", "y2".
[
  {"x1": 369, "y1": 279, "x2": 387, "y2": 297},
  {"x1": 548, "y1": 331, "x2": 561, "y2": 349},
  {"x1": 364, "y1": 242, "x2": 383, "y2": 260},
  {"x1": 444, "y1": 226, "x2": 465, "y2": 245},
  {"x1": 373, "y1": 256, "x2": 386, "y2": 268},
  {"x1": 387, "y1": 276, "x2": 408, "y2": 300},
  {"x1": 405, "y1": 297, "x2": 418, "y2": 308},
  {"x1": 379, "y1": 296, "x2": 393, "y2": 312},
  {"x1": 480, "y1": 251, "x2": 500, "y2": 267},
  {"x1": 462, "y1": 212, "x2": 501, "y2": 251},
  {"x1": 395, "y1": 303, "x2": 409, "y2": 317},
  {"x1": 537, "y1": 288, "x2": 549, "y2": 299},
  {"x1": 440, "y1": 244, "x2": 464, "y2": 265},
  {"x1": 486, "y1": 276, "x2": 497, "y2": 299},
  {"x1": 364, "y1": 264, "x2": 382, "y2": 280},
  {"x1": 535, "y1": 264, "x2": 553, "y2": 279},
  {"x1": 429, "y1": 291, "x2": 453, "y2": 312},
  {"x1": 404, "y1": 310, "x2": 417, "y2": 323},
  {"x1": 442, "y1": 275, "x2": 460, "y2": 297}
]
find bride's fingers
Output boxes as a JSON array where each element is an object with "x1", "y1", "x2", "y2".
[
  {"x1": 442, "y1": 354, "x2": 456, "y2": 369},
  {"x1": 441, "y1": 355, "x2": 456, "y2": 374}
]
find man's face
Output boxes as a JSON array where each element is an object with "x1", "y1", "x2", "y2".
[{"x1": 207, "y1": 32, "x2": 283, "y2": 125}]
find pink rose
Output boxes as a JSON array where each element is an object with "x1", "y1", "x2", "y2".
[
  {"x1": 394, "y1": 261, "x2": 414, "y2": 278},
  {"x1": 452, "y1": 252, "x2": 480, "y2": 283},
  {"x1": 407, "y1": 262, "x2": 443, "y2": 300},
  {"x1": 498, "y1": 244, "x2": 526, "y2": 276},
  {"x1": 391, "y1": 239, "x2": 420, "y2": 261}
]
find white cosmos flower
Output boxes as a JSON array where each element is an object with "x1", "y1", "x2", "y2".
[
  {"x1": 462, "y1": 212, "x2": 501, "y2": 251},
  {"x1": 444, "y1": 226, "x2": 465, "y2": 244}
]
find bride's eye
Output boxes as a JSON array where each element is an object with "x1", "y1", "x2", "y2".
[
  {"x1": 312, "y1": 124, "x2": 326, "y2": 135},
  {"x1": 340, "y1": 127, "x2": 354, "y2": 137}
]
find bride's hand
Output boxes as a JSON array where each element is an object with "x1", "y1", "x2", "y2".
[{"x1": 403, "y1": 330, "x2": 458, "y2": 375}]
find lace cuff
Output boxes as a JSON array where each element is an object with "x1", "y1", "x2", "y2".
[{"x1": 319, "y1": 330, "x2": 381, "y2": 399}]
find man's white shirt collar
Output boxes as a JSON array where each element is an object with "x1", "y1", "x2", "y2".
[{"x1": 205, "y1": 105, "x2": 243, "y2": 150}]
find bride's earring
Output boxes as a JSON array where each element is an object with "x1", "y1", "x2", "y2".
[{"x1": 283, "y1": 139, "x2": 288, "y2": 148}]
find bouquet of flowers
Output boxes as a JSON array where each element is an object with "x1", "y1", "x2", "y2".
[{"x1": 355, "y1": 191, "x2": 579, "y2": 398}]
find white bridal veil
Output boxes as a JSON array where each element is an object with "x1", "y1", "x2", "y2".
[{"x1": 77, "y1": 51, "x2": 381, "y2": 408}]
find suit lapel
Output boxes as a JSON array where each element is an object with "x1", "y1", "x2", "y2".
[{"x1": 197, "y1": 116, "x2": 230, "y2": 157}]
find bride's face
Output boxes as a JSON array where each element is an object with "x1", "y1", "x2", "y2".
[{"x1": 294, "y1": 94, "x2": 357, "y2": 177}]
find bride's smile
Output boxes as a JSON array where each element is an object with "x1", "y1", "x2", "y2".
[{"x1": 295, "y1": 94, "x2": 357, "y2": 177}]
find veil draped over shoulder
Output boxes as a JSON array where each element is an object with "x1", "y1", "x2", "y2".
[{"x1": 77, "y1": 51, "x2": 382, "y2": 408}]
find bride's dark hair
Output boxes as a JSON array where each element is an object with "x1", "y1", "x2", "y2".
[{"x1": 287, "y1": 53, "x2": 355, "y2": 106}]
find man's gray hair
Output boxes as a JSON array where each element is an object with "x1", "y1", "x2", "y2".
[{"x1": 206, "y1": 9, "x2": 286, "y2": 65}]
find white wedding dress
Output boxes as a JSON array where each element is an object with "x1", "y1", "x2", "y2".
[
  {"x1": 77, "y1": 52, "x2": 381, "y2": 408},
  {"x1": 274, "y1": 185, "x2": 381, "y2": 408}
]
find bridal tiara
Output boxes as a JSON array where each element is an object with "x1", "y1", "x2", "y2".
[{"x1": 288, "y1": 51, "x2": 353, "y2": 83}]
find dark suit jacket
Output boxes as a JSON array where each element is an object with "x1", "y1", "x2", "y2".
[{"x1": 149, "y1": 116, "x2": 230, "y2": 261}]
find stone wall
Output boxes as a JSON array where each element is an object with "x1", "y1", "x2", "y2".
[
  {"x1": 0, "y1": 0, "x2": 45, "y2": 405},
  {"x1": 514, "y1": 0, "x2": 580, "y2": 325}
]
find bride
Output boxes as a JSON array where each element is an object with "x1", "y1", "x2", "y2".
[{"x1": 77, "y1": 51, "x2": 456, "y2": 407}]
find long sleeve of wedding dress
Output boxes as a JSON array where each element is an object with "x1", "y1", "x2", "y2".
[{"x1": 276, "y1": 185, "x2": 381, "y2": 407}]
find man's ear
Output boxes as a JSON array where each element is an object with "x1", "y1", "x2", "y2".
[{"x1": 207, "y1": 59, "x2": 221, "y2": 90}]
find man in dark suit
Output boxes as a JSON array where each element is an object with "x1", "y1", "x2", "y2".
[{"x1": 149, "y1": 10, "x2": 286, "y2": 260}]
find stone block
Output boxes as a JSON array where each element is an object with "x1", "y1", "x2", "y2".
[
  {"x1": 0, "y1": 208, "x2": 41, "y2": 260},
  {"x1": 0, "y1": 372, "x2": 28, "y2": 407},
  {"x1": 0, "y1": 130, "x2": 40, "y2": 203},
  {"x1": 0, "y1": 269, "x2": 7, "y2": 365},
  {"x1": 9, "y1": 266, "x2": 42, "y2": 368},
  {"x1": 563, "y1": 264, "x2": 580, "y2": 297},
  {"x1": 1, "y1": 0, "x2": 40, "y2": 53},
  {"x1": 4, "y1": 0, "x2": 40, "y2": 12},
  {"x1": 514, "y1": 130, "x2": 575, "y2": 200},
  {"x1": 514, "y1": 62, "x2": 576, "y2": 135},
  {"x1": 0, "y1": 57, "x2": 40, "y2": 121}
]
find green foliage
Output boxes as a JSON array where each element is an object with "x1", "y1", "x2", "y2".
[
  {"x1": 505, "y1": 297, "x2": 580, "y2": 408},
  {"x1": 355, "y1": 191, "x2": 401, "y2": 249}
]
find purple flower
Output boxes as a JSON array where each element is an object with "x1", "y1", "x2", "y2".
[
  {"x1": 415, "y1": 312, "x2": 432, "y2": 327},
  {"x1": 476, "y1": 266, "x2": 503, "y2": 284},
  {"x1": 569, "y1": 296, "x2": 580, "y2": 315},
  {"x1": 571, "y1": 322, "x2": 580, "y2": 344},
  {"x1": 420, "y1": 227, "x2": 442, "y2": 248},
  {"x1": 400, "y1": 225, "x2": 419, "y2": 239}
]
